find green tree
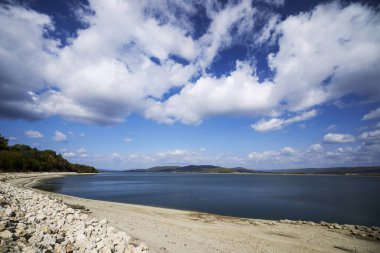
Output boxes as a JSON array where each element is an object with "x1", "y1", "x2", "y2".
[
  {"x1": 0, "y1": 134, "x2": 8, "y2": 150},
  {"x1": 0, "y1": 133, "x2": 98, "y2": 173}
]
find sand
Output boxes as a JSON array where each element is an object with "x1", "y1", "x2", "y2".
[{"x1": 6, "y1": 173, "x2": 380, "y2": 253}]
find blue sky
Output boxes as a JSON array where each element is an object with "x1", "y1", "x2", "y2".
[{"x1": 0, "y1": 0, "x2": 380, "y2": 170}]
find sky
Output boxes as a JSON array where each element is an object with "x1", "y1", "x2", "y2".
[{"x1": 0, "y1": 0, "x2": 380, "y2": 170}]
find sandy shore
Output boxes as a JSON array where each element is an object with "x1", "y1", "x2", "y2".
[{"x1": 6, "y1": 173, "x2": 380, "y2": 253}]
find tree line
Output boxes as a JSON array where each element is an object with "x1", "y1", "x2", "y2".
[{"x1": 0, "y1": 134, "x2": 97, "y2": 173}]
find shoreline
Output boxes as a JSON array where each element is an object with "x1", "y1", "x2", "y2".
[{"x1": 3, "y1": 172, "x2": 380, "y2": 253}]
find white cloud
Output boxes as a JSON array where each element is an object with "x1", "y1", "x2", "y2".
[
  {"x1": 251, "y1": 109, "x2": 317, "y2": 132},
  {"x1": 124, "y1": 138, "x2": 132, "y2": 143},
  {"x1": 247, "y1": 146, "x2": 303, "y2": 169},
  {"x1": 158, "y1": 149, "x2": 187, "y2": 157},
  {"x1": 254, "y1": 14, "x2": 280, "y2": 46},
  {"x1": 77, "y1": 148, "x2": 89, "y2": 157},
  {"x1": 323, "y1": 133, "x2": 355, "y2": 144},
  {"x1": 62, "y1": 152, "x2": 76, "y2": 158},
  {"x1": 0, "y1": 1, "x2": 379, "y2": 126},
  {"x1": 308, "y1": 143, "x2": 322, "y2": 152},
  {"x1": 146, "y1": 1, "x2": 378, "y2": 129},
  {"x1": 77, "y1": 148, "x2": 87, "y2": 154},
  {"x1": 358, "y1": 129, "x2": 380, "y2": 141},
  {"x1": 0, "y1": 5, "x2": 58, "y2": 120},
  {"x1": 248, "y1": 151, "x2": 275, "y2": 161},
  {"x1": 246, "y1": 141, "x2": 380, "y2": 169},
  {"x1": 259, "y1": 0, "x2": 285, "y2": 7},
  {"x1": 327, "y1": 124, "x2": 336, "y2": 130},
  {"x1": 145, "y1": 61, "x2": 276, "y2": 124},
  {"x1": 0, "y1": 1, "x2": 199, "y2": 124},
  {"x1": 25, "y1": 130, "x2": 44, "y2": 139},
  {"x1": 248, "y1": 146, "x2": 297, "y2": 161},
  {"x1": 53, "y1": 130, "x2": 67, "y2": 142},
  {"x1": 196, "y1": 0, "x2": 256, "y2": 70},
  {"x1": 362, "y1": 107, "x2": 380, "y2": 121},
  {"x1": 281, "y1": 146, "x2": 297, "y2": 155},
  {"x1": 269, "y1": 2, "x2": 380, "y2": 112},
  {"x1": 62, "y1": 147, "x2": 88, "y2": 158}
]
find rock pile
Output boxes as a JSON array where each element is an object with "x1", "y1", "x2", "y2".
[{"x1": 0, "y1": 174, "x2": 148, "y2": 253}]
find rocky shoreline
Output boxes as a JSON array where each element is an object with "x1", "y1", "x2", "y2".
[
  {"x1": 0, "y1": 173, "x2": 148, "y2": 253},
  {"x1": 278, "y1": 219, "x2": 380, "y2": 241}
]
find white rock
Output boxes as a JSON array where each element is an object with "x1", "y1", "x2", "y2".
[
  {"x1": 28, "y1": 235, "x2": 42, "y2": 244},
  {"x1": 139, "y1": 242, "x2": 148, "y2": 251},
  {"x1": 99, "y1": 219, "x2": 108, "y2": 225},
  {"x1": 76, "y1": 231, "x2": 87, "y2": 243},
  {"x1": 5, "y1": 208, "x2": 15, "y2": 217},
  {"x1": 100, "y1": 243, "x2": 113, "y2": 253},
  {"x1": 115, "y1": 243, "x2": 127, "y2": 252},
  {"x1": 36, "y1": 214, "x2": 46, "y2": 222},
  {"x1": 0, "y1": 230, "x2": 13, "y2": 239},
  {"x1": 41, "y1": 234, "x2": 56, "y2": 247},
  {"x1": 0, "y1": 223, "x2": 6, "y2": 232}
]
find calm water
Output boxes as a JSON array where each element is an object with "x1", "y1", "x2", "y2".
[{"x1": 37, "y1": 173, "x2": 380, "y2": 226}]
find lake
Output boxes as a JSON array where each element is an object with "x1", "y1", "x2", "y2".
[{"x1": 37, "y1": 172, "x2": 380, "y2": 226}]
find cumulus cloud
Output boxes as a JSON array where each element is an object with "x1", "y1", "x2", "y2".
[
  {"x1": 0, "y1": 5, "x2": 57, "y2": 120},
  {"x1": 0, "y1": 1, "x2": 379, "y2": 126},
  {"x1": 53, "y1": 130, "x2": 67, "y2": 142},
  {"x1": 323, "y1": 133, "x2": 356, "y2": 144},
  {"x1": 0, "y1": 1, "x2": 199, "y2": 124},
  {"x1": 308, "y1": 143, "x2": 322, "y2": 152},
  {"x1": 269, "y1": 2, "x2": 380, "y2": 112},
  {"x1": 62, "y1": 152, "x2": 76, "y2": 158},
  {"x1": 358, "y1": 129, "x2": 380, "y2": 142},
  {"x1": 280, "y1": 146, "x2": 297, "y2": 155},
  {"x1": 62, "y1": 147, "x2": 88, "y2": 158},
  {"x1": 146, "y1": 2, "x2": 380, "y2": 125},
  {"x1": 248, "y1": 146, "x2": 298, "y2": 161},
  {"x1": 25, "y1": 130, "x2": 44, "y2": 139},
  {"x1": 259, "y1": 0, "x2": 285, "y2": 7},
  {"x1": 246, "y1": 141, "x2": 380, "y2": 169},
  {"x1": 362, "y1": 107, "x2": 380, "y2": 121},
  {"x1": 251, "y1": 109, "x2": 317, "y2": 132},
  {"x1": 145, "y1": 61, "x2": 276, "y2": 124},
  {"x1": 158, "y1": 149, "x2": 187, "y2": 157}
]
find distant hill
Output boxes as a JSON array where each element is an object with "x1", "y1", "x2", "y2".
[
  {"x1": 126, "y1": 165, "x2": 380, "y2": 176},
  {"x1": 126, "y1": 165, "x2": 255, "y2": 173},
  {"x1": 0, "y1": 134, "x2": 98, "y2": 173}
]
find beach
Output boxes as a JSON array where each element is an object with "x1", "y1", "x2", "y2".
[{"x1": 2, "y1": 173, "x2": 380, "y2": 253}]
